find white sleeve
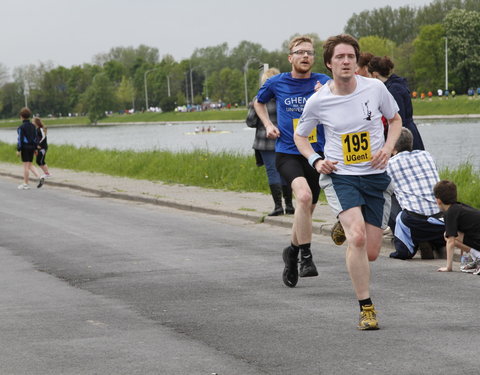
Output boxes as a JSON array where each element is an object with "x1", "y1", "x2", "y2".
[
  {"x1": 296, "y1": 94, "x2": 320, "y2": 137},
  {"x1": 39, "y1": 128, "x2": 46, "y2": 143}
]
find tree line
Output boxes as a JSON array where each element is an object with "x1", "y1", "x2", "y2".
[{"x1": 0, "y1": 0, "x2": 478, "y2": 123}]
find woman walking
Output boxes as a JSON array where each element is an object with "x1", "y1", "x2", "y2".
[{"x1": 33, "y1": 117, "x2": 52, "y2": 178}]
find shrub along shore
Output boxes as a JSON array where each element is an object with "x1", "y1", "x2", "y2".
[{"x1": 1, "y1": 96, "x2": 479, "y2": 207}]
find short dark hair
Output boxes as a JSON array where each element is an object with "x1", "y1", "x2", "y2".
[
  {"x1": 357, "y1": 52, "x2": 374, "y2": 69},
  {"x1": 433, "y1": 180, "x2": 457, "y2": 205},
  {"x1": 368, "y1": 56, "x2": 394, "y2": 77},
  {"x1": 19, "y1": 107, "x2": 32, "y2": 119},
  {"x1": 394, "y1": 128, "x2": 413, "y2": 153},
  {"x1": 323, "y1": 34, "x2": 360, "y2": 72}
]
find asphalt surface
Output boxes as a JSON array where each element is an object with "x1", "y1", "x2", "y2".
[{"x1": 0, "y1": 164, "x2": 479, "y2": 374}]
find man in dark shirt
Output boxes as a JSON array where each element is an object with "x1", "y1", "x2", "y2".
[{"x1": 16, "y1": 107, "x2": 44, "y2": 189}]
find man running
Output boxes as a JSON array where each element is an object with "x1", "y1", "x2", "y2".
[
  {"x1": 254, "y1": 36, "x2": 330, "y2": 287},
  {"x1": 295, "y1": 34, "x2": 402, "y2": 330}
]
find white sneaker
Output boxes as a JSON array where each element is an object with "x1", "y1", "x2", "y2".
[
  {"x1": 44, "y1": 173, "x2": 53, "y2": 178},
  {"x1": 17, "y1": 184, "x2": 30, "y2": 190}
]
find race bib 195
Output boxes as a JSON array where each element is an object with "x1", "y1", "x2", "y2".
[{"x1": 341, "y1": 131, "x2": 371, "y2": 164}]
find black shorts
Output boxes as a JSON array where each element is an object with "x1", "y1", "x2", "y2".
[
  {"x1": 20, "y1": 147, "x2": 35, "y2": 162},
  {"x1": 275, "y1": 152, "x2": 322, "y2": 204},
  {"x1": 36, "y1": 148, "x2": 47, "y2": 166}
]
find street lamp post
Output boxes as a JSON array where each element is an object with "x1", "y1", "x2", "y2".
[
  {"x1": 244, "y1": 57, "x2": 257, "y2": 107},
  {"x1": 445, "y1": 37, "x2": 449, "y2": 92},
  {"x1": 144, "y1": 68, "x2": 161, "y2": 111},
  {"x1": 184, "y1": 72, "x2": 189, "y2": 105}
]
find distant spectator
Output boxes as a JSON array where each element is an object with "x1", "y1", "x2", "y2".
[
  {"x1": 16, "y1": 107, "x2": 44, "y2": 189},
  {"x1": 427, "y1": 91, "x2": 433, "y2": 100},
  {"x1": 368, "y1": 56, "x2": 425, "y2": 150},
  {"x1": 451, "y1": 90, "x2": 456, "y2": 98},
  {"x1": 412, "y1": 91, "x2": 417, "y2": 99},
  {"x1": 437, "y1": 89, "x2": 443, "y2": 97},
  {"x1": 421, "y1": 92, "x2": 425, "y2": 100},
  {"x1": 32, "y1": 117, "x2": 52, "y2": 178}
]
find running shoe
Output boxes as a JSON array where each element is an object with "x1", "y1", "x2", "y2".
[
  {"x1": 37, "y1": 177, "x2": 45, "y2": 188},
  {"x1": 461, "y1": 260, "x2": 479, "y2": 273},
  {"x1": 358, "y1": 304, "x2": 379, "y2": 330},
  {"x1": 331, "y1": 221, "x2": 346, "y2": 245},
  {"x1": 472, "y1": 265, "x2": 480, "y2": 275},
  {"x1": 282, "y1": 246, "x2": 299, "y2": 288},
  {"x1": 17, "y1": 183, "x2": 30, "y2": 190},
  {"x1": 299, "y1": 255, "x2": 318, "y2": 277}
]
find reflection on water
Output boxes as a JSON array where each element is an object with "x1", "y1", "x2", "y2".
[{"x1": 0, "y1": 119, "x2": 478, "y2": 169}]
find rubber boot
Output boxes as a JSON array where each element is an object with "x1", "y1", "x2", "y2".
[
  {"x1": 268, "y1": 184, "x2": 284, "y2": 216},
  {"x1": 282, "y1": 185, "x2": 295, "y2": 215}
]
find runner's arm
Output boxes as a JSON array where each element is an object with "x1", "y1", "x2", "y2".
[
  {"x1": 371, "y1": 113, "x2": 402, "y2": 169},
  {"x1": 294, "y1": 132, "x2": 337, "y2": 174},
  {"x1": 253, "y1": 99, "x2": 279, "y2": 139}
]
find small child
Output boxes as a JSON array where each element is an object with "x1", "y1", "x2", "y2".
[{"x1": 433, "y1": 180, "x2": 480, "y2": 272}]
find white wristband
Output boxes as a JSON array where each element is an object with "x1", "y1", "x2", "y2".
[{"x1": 308, "y1": 153, "x2": 322, "y2": 168}]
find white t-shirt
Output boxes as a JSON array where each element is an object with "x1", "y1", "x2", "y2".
[{"x1": 297, "y1": 75, "x2": 399, "y2": 175}]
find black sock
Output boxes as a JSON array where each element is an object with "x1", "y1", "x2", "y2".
[
  {"x1": 359, "y1": 298, "x2": 373, "y2": 311},
  {"x1": 299, "y1": 243, "x2": 311, "y2": 258}
]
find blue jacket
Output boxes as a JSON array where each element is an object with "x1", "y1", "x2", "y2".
[
  {"x1": 384, "y1": 74, "x2": 425, "y2": 150},
  {"x1": 17, "y1": 120, "x2": 38, "y2": 151}
]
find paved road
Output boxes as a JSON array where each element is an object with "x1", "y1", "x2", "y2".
[{"x1": 0, "y1": 177, "x2": 478, "y2": 374}]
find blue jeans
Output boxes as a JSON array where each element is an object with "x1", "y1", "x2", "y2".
[{"x1": 259, "y1": 150, "x2": 284, "y2": 186}]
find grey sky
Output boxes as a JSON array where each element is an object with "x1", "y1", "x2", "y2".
[{"x1": 2, "y1": 0, "x2": 434, "y2": 73}]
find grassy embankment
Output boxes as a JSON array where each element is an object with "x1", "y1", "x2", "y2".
[{"x1": 0, "y1": 95, "x2": 479, "y2": 206}]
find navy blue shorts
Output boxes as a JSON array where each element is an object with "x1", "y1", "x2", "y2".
[{"x1": 319, "y1": 172, "x2": 393, "y2": 228}]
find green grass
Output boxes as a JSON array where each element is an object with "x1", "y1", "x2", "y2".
[
  {"x1": 412, "y1": 95, "x2": 480, "y2": 116},
  {"x1": 0, "y1": 142, "x2": 270, "y2": 193},
  {"x1": 439, "y1": 163, "x2": 480, "y2": 208},
  {"x1": 1, "y1": 141, "x2": 478, "y2": 207}
]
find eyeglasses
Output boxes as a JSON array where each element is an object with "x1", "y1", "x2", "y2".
[{"x1": 291, "y1": 50, "x2": 315, "y2": 56}]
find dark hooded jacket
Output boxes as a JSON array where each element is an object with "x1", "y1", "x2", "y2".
[
  {"x1": 384, "y1": 74, "x2": 425, "y2": 150},
  {"x1": 16, "y1": 119, "x2": 38, "y2": 152}
]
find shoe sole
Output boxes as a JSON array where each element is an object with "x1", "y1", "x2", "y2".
[
  {"x1": 282, "y1": 247, "x2": 298, "y2": 288},
  {"x1": 299, "y1": 268, "x2": 319, "y2": 277},
  {"x1": 357, "y1": 324, "x2": 380, "y2": 331}
]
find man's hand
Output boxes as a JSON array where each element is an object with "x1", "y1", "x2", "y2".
[
  {"x1": 314, "y1": 81, "x2": 323, "y2": 92},
  {"x1": 16, "y1": 151, "x2": 20, "y2": 157},
  {"x1": 316, "y1": 159, "x2": 338, "y2": 174},
  {"x1": 265, "y1": 123, "x2": 280, "y2": 139},
  {"x1": 370, "y1": 147, "x2": 392, "y2": 169},
  {"x1": 437, "y1": 266, "x2": 452, "y2": 272}
]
